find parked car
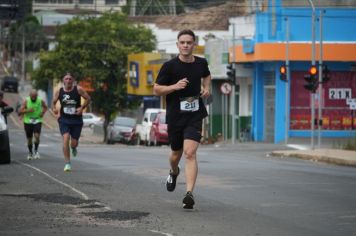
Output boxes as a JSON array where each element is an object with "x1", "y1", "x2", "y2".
[
  {"x1": 149, "y1": 111, "x2": 168, "y2": 146},
  {"x1": 0, "y1": 106, "x2": 14, "y2": 164},
  {"x1": 1, "y1": 76, "x2": 19, "y2": 93},
  {"x1": 106, "y1": 116, "x2": 137, "y2": 145},
  {"x1": 82, "y1": 112, "x2": 103, "y2": 128},
  {"x1": 136, "y1": 108, "x2": 166, "y2": 145}
]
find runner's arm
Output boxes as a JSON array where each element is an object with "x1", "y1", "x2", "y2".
[
  {"x1": 18, "y1": 100, "x2": 28, "y2": 115},
  {"x1": 41, "y1": 100, "x2": 48, "y2": 117},
  {"x1": 153, "y1": 78, "x2": 189, "y2": 96},
  {"x1": 51, "y1": 90, "x2": 59, "y2": 115},
  {"x1": 200, "y1": 75, "x2": 211, "y2": 98},
  {"x1": 77, "y1": 86, "x2": 91, "y2": 113}
]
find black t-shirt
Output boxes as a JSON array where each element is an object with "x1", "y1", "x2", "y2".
[{"x1": 155, "y1": 56, "x2": 210, "y2": 125}]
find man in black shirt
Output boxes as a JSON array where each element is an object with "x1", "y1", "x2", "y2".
[{"x1": 154, "y1": 29, "x2": 211, "y2": 209}]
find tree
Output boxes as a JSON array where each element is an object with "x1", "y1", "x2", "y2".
[{"x1": 31, "y1": 12, "x2": 156, "y2": 141}]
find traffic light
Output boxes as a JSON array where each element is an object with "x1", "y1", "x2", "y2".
[
  {"x1": 303, "y1": 65, "x2": 318, "y2": 93},
  {"x1": 226, "y1": 63, "x2": 235, "y2": 82},
  {"x1": 279, "y1": 65, "x2": 287, "y2": 82},
  {"x1": 322, "y1": 65, "x2": 330, "y2": 83}
]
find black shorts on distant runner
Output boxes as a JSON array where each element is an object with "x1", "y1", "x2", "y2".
[
  {"x1": 168, "y1": 119, "x2": 202, "y2": 151},
  {"x1": 24, "y1": 123, "x2": 42, "y2": 138}
]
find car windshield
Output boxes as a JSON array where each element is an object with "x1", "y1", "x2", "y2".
[
  {"x1": 114, "y1": 117, "x2": 136, "y2": 127},
  {"x1": 159, "y1": 114, "x2": 166, "y2": 124},
  {"x1": 150, "y1": 113, "x2": 157, "y2": 122}
]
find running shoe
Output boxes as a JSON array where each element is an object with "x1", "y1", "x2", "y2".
[
  {"x1": 71, "y1": 147, "x2": 77, "y2": 157},
  {"x1": 27, "y1": 153, "x2": 33, "y2": 160},
  {"x1": 182, "y1": 191, "x2": 195, "y2": 209},
  {"x1": 64, "y1": 163, "x2": 72, "y2": 172},
  {"x1": 166, "y1": 167, "x2": 180, "y2": 192},
  {"x1": 34, "y1": 151, "x2": 40, "y2": 159}
]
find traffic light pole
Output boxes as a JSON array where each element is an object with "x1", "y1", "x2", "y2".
[
  {"x1": 285, "y1": 17, "x2": 290, "y2": 145},
  {"x1": 317, "y1": 10, "x2": 323, "y2": 148},
  {"x1": 308, "y1": 0, "x2": 316, "y2": 150}
]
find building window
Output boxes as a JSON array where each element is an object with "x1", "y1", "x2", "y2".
[
  {"x1": 106, "y1": 0, "x2": 118, "y2": 4},
  {"x1": 79, "y1": 0, "x2": 93, "y2": 4},
  {"x1": 34, "y1": 0, "x2": 74, "y2": 3}
]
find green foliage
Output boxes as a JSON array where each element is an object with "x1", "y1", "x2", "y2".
[
  {"x1": 31, "y1": 12, "x2": 156, "y2": 132},
  {"x1": 343, "y1": 136, "x2": 356, "y2": 151},
  {"x1": 8, "y1": 15, "x2": 48, "y2": 53}
]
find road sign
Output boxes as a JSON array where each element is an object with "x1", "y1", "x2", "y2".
[{"x1": 220, "y1": 82, "x2": 232, "y2": 95}]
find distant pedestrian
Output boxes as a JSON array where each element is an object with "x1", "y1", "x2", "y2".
[
  {"x1": 153, "y1": 29, "x2": 211, "y2": 209},
  {"x1": 19, "y1": 89, "x2": 48, "y2": 160},
  {"x1": 52, "y1": 73, "x2": 91, "y2": 172},
  {"x1": 0, "y1": 91, "x2": 8, "y2": 108}
]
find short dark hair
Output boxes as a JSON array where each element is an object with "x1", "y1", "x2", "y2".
[{"x1": 177, "y1": 29, "x2": 196, "y2": 41}]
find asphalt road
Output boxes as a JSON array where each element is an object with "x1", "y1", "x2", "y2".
[{"x1": 1, "y1": 125, "x2": 356, "y2": 236}]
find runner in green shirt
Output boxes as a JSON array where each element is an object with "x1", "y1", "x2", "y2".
[{"x1": 19, "y1": 89, "x2": 48, "y2": 160}]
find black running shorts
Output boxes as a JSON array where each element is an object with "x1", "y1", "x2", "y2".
[
  {"x1": 168, "y1": 119, "x2": 202, "y2": 151},
  {"x1": 58, "y1": 118, "x2": 83, "y2": 140},
  {"x1": 24, "y1": 123, "x2": 42, "y2": 138}
]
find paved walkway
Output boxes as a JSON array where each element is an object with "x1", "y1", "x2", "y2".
[{"x1": 270, "y1": 148, "x2": 356, "y2": 167}]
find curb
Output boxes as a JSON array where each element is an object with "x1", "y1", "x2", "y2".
[{"x1": 270, "y1": 150, "x2": 356, "y2": 167}]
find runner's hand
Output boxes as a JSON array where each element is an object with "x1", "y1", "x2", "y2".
[
  {"x1": 174, "y1": 78, "x2": 189, "y2": 90},
  {"x1": 200, "y1": 88, "x2": 210, "y2": 98}
]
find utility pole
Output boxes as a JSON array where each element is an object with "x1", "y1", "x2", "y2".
[
  {"x1": 231, "y1": 23, "x2": 236, "y2": 144},
  {"x1": 308, "y1": 0, "x2": 316, "y2": 150},
  {"x1": 21, "y1": 24, "x2": 25, "y2": 90},
  {"x1": 130, "y1": 0, "x2": 136, "y2": 16},
  {"x1": 317, "y1": 10, "x2": 323, "y2": 148}
]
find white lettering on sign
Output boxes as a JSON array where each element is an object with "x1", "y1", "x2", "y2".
[{"x1": 328, "y1": 88, "x2": 352, "y2": 100}]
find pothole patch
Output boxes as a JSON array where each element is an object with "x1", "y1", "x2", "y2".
[
  {"x1": 1, "y1": 193, "x2": 95, "y2": 205},
  {"x1": 83, "y1": 210, "x2": 150, "y2": 221}
]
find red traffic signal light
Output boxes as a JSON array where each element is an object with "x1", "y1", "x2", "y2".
[
  {"x1": 279, "y1": 65, "x2": 287, "y2": 82},
  {"x1": 309, "y1": 66, "x2": 318, "y2": 76},
  {"x1": 304, "y1": 65, "x2": 318, "y2": 93}
]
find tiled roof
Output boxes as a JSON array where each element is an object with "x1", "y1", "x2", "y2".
[{"x1": 129, "y1": 1, "x2": 246, "y2": 31}]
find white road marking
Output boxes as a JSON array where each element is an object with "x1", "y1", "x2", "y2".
[
  {"x1": 148, "y1": 230, "x2": 174, "y2": 236},
  {"x1": 287, "y1": 144, "x2": 309, "y2": 150},
  {"x1": 18, "y1": 161, "x2": 89, "y2": 200}
]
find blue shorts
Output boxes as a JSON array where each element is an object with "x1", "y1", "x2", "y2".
[{"x1": 58, "y1": 117, "x2": 83, "y2": 140}]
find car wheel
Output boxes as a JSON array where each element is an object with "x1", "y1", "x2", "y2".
[{"x1": 89, "y1": 123, "x2": 94, "y2": 129}]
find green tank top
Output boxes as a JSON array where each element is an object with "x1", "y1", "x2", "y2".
[{"x1": 23, "y1": 97, "x2": 43, "y2": 124}]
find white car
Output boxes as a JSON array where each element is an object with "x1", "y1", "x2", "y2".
[
  {"x1": 136, "y1": 108, "x2": 166, "y2": 145},
  {"x1": 0, "y1": 106, "x2": 14, "y2": 164},
  {"x1": 82, "y1": 113, "x2": 103, "y2": 128}
]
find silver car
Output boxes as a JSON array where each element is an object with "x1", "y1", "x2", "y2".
[
  {"x1": 82, "y1": 113, "x2": 103, "y2": 128},
  {"x1": 106, "y1": 116, "x2": 137, "y2": 145}
]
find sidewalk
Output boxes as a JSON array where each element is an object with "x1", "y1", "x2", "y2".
[
  {"x1": 270, "y1": 148, "x2": 356, "y2": 167},
  {"x1": 81, "y1": 129, "x2": 356, "y2": 167},
  {"x1": 269, "y1": 137, "x2": 356, "y2": 167}
]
